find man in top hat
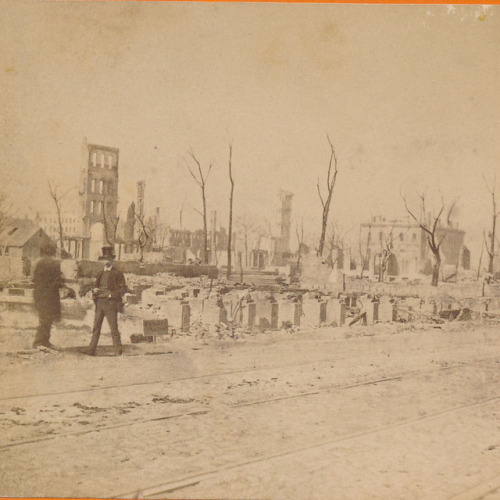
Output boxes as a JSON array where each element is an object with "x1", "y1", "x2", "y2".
[
  {"x1": 86, "y1": 246, "x2": 127, "y2": 356},
  {"x1": 33, "y1": 243, "x2": 63, "y2": 350}
]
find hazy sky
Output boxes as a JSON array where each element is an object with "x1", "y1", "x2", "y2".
[{"x1": 1, "y1": 1, "x2": 498, "y2": 257}]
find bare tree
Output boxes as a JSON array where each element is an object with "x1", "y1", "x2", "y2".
[
  {"x1": 324, "y1": 220, "x2": 347, "y2": 268},
  {"x1": 227, "y1": 143, "x2": 235, "y2": 280},
  {"x1": 295, "y1": 217, "x2": 305, "y2": 268},
  {"x1": 133, "y1": 209, "x2": 151, "y2": 263},
  {"x1": 317, "y1": 136, "x2": 339, "y2": 257},
  {"x1": 402, "y1": 192, "x2": 455, "y2": 287},
  {"x1": 378, "y1": 230, "x2": 394, "y2": 282},
  {"x1": 484, "y1": 176, "x2": 499, "y2": 274},
  {"x1": 48, "y1": 182, "x2": 68, "y2": 258},
  {"x1": 155, "y1": 223, "x2": 169, "y2": 252},
  {"x1": 477, "y1": 244, "x2": 484, "y2": 280},
  {"x1": 187, "y1": 152, "x2": 213, "y2": 264},
  {"x1": 236, "y1": 215, "x2": 255, "y2": 268}
]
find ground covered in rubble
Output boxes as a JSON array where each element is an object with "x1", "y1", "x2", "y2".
[{"x1": 1, "y1": 317, "x2": 500, "y2": 500}]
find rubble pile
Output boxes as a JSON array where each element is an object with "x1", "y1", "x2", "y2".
[{"x1": 2, "y1": 267, "x2": 500, "y2": 346}]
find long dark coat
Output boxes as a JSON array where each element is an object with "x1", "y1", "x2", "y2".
[
  {"x1": 94, "y1": 267, "x2": 127, "y2": 311},
  {"x1": 33, "y1": 257, "x2": 63, "y2": 322}
]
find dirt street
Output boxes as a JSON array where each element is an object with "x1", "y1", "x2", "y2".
[{"x1": 1, "y1": 320, "x2": 500, "y2": 499}]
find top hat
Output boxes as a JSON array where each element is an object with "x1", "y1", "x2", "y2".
[{"x1": 100, "y1": 246, "x2": 116, "y2": 260}]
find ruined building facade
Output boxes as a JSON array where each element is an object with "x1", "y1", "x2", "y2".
[
  {"x1": 272, "y1": 191, "x2": 294, "y2": 266},
  {"x1": 79, "y1": 138, "x2": 119, "y2": 258}
]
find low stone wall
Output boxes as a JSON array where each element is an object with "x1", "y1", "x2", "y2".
[
  {"x1": 345, "y1": 278, "x2": 500, "y2": 299},
  {"x1": 77, "y1": 260, "x2": 218, "y2": 279}
]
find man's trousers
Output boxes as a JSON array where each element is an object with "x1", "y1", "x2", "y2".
[{"x1": 88, "y1": 298, "x2": 122, "y2": 355}]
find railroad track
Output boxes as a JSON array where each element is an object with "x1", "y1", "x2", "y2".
[
  {"x1": 114, "y1": 393, "x2": 500, "y2": 499},
  {"x1": 450, "y1": 474, "x2": 500, "y2": 500},
  {"x1": 1, "y1": 358, "x2": 496, "y2": 452}
]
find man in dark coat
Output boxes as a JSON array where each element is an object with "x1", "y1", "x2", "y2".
[
  {"x1": 86, "y1": 246, "x2": 127, "y2": 356},
  {"x1": 33, "y1": 244, "x2": 62, "y2": 350}
]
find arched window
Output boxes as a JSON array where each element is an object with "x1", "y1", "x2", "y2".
[
  {"x1": 99, "y1": 180, "x2": 104, "y2": 194},
  {"x1": 92, "y1": 152, "x2": 97, "y2": 166},
  {"x1": 90, "y1": 200, "x2": 95, "y2": 214},
  {"x1": 399, "y1": 233, "x2": 404, "y2": 242}
]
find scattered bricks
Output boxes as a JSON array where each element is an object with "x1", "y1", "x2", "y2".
[
  {"x1": 141, "y1": 287, "x2": 170, "y2": 305},
  {"x1": 255, "y1": 299, "x2": 279, "y2": 331},
  {"x1": 143, "y1": 318, "x2": 169, "y2": 342},
  {"x1": 301, "y1": 299, "x2": 327, "y2": 328},
  {"x1": 160, "y1": 300, "x2": 190, "y2": 333}
]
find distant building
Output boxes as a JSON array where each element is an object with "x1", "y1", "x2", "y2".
[
  {"x1": 35, "y1": 211, "x2": 80, "y2": 240},
  {"x1": 79, "y1": 138, "x2": 119, "y2": 248},
  {"x1": 359, "y1": 216, "x2": 468, "y2": 278},
  {"x1": 272, "y1": 191, "x2": 294, "y2": 266},
  {"x1": 35, "y1": 211, "x2": 86, "y2": 259},
  {"x1": 0, "y1": 218, "x2": 55, "y2": 259}
]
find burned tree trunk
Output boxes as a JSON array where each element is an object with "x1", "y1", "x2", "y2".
[
  {"x1": 317, "y1": 136, "x2": 339, "y2": 257},
  {"x1": 48, "y1": 182, "x2": 65, "y2": 258},
  {"x1": 227, "y1": 143, "x2": 234, "y2": 280},
  {"x1": 187, "y1": 152, "x2": 213, "y2": 265},
  {"x1": 402, "y1": 193, "x2": 451, "y2": 287},
  {"x1": 485, "y1": 178, "x2": 499, "y2": 274}
]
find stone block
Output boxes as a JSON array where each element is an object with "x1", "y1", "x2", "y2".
[
  {"x1": 143, "y1": 318, "x2": 169, "y2": 341},
  {"x1": 364, "y1": 299, "x2": 379, "y2": 325},
  {"x1": 188, "y1": 298, "x2": 204, "y2": 320},
  {"x1": 278, "y1": 300, "x2": 301, "y2": 328},
  {"x1": 202, "y1": 299, "x2": 225, "y2": 324},
  {"x1": 240, "y1": 301, "x2": 256, "y2": 329},
  {"x1": 378, "y1": 297, "x2": 395, "y2": 322},
  {"x1": 160, "y1": 300, "x2": 190, "y2": 332},
  {"x1": 325, "y1": 298, "x2": 345, "y2": 326}
]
